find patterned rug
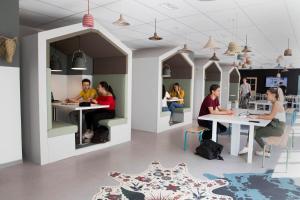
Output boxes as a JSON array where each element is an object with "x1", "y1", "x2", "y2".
[
  {"x1": 92, "y1": 161, "x2": 232, "y2": 200},
  {"x1": 204, "y1": 170, "x2": 300, "y2": 200}
]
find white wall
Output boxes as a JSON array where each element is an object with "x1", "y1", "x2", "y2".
[
  {"x1": 51, "y1": 75, "x2": 93, "y2": 100},
  {"x1": 132, "y1": 57, "x2": 159, "y2": 132},
  {"x1": 0, "y1": 66, "x2": 22, "y2": 165}
]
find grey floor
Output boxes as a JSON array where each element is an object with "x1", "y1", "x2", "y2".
[{"x1": 1, "y1": 122, "x2": 300, "y2": 200}]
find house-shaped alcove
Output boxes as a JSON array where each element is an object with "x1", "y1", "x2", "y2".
[
  {"x1": 21, "y1": 23, "x2": 132, "y2": 165},
  {"x1": 132, "y1": 47, "x2": 194, "y2": 133},
  {"x1": 193, "y1": 60, "x2": 222, "y2": 119},
  {"x1": 228, "y1": 67, "x2": 240, "y2": 108}
]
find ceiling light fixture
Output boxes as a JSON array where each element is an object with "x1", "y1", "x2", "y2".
[
  {"x1": 149, "y1": 18, "x2": 163, "y2": 41},
  {"x1": 284, "y1": 38, "x2": 292, "y2": 56},
  {"x1": 224, "y1": 18, "x2": 241, "y2": 55},
  {"x1": 203, "y1": 36, "x2": 220, "y2": 61},
  {"x1": 71, "y1": 36, "x2": 87, "y2": 71},
  {"x1": 178, "y1": 44, "x2": 193, "y2": 54},
  {"x1": 113, "y1": 14, "x2": 130, "y2": 26},
  {"x1": 242, "y1": 35, "x2": 251, "y2": 53},
  {"x1": 82, "y1": 0, "x2": 94, "y2": 28}
]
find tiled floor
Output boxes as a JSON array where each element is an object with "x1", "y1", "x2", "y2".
[{"x1": 0, "y1": 123, "x2": 299, "y2": 200}]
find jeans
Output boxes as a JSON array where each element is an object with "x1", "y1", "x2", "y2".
[
  {"x1": 85, "y1": 109, "x2": 115, "y2": 131},
  {"x1": 197, "y1": 120, "x2": 227, "y2": 140},
  {"x1": 168, "y1": 102, "x2": 184, "y2": 115}
]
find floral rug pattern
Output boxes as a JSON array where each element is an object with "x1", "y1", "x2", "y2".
[{"x1": 92, "y1": 161, "x2": 232, "y2": 200}]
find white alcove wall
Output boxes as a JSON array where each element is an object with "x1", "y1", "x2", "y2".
[
  {"x1": 21, "y1": 23, "x2": 132, "y2": 165},
  {"x1": 219, "y1": 64, "x2": 241, "y2": 108},
  {"x1": 132, "y1": 47, "x2": 194, "y2": 133},
  {"x1": 193, "y1": 59, "x2": 223, "y2": 119}
]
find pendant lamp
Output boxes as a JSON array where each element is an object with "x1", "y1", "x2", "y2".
[
  {"x1": 113, "y1": 14, "x2": 130, "y2": 26},
  {"x1": 276, "y1": 70, "x2": 281, "y2": 78},
  {"x1": 82, "y1": 0, "x2": 94, "y2": 28},
  {"x1": 242, "y1": 35, "x2": 251, "y2": 53},
  {"x1": 203, "y1": 36, "x2": 220, "y2": 61},
  {"x1": 162, "y1": 64, "x2": 171, "y2": 77},
  {"x1": 282, "y1": 67, "x2": 289, "y2": 72},
  {"x1": 178, "y1": 44, "x2": 193, "y2": 54},
  {"x1": 50, "y1": 44, "x2": 62, "y2": 72},
  {"x1": 284, "y1": 38, "x2": 292, "y2": 56},
  {"x1": 149, "y1": 18, "x2": 162, "y2": 41},
  {"x1": 71, "y1": 36, "x2": 87, "y2": 70}
]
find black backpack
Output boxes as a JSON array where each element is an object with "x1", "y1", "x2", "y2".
[
  {"x1": 195, "y1": 140, "x2": 224, "y2": 160},
  {"x1": 91, "y1": 126, "x2": 109, "y2": 144}
]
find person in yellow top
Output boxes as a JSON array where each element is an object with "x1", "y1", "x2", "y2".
[
  {"x1": 66, "y1": 79, "x2": 97, "y2": 103},
  {"x1": 168, "y1": 83, "x2": 185, "y2": 124},
  {"x1": 67, "y1": 79, "x2": 96, "y2": 135}
]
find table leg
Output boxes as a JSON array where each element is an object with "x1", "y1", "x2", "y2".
[
  {"x1": 230, "y1": 124, "x2": 240, "y2": 156},
  {"x1": 247, "y1": 125, "x2": 254, "y2": 163},
  {"x1": 79, "y1": 110, "x2": 83, "y2": 145},
  {"x1": 212, "y1": 121, "x2": 217, "y2": 142},
  {"x1": 255, "y1": 103, "x2": 257, "y2": 110}
]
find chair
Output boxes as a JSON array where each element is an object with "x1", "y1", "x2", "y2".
[
  {"x1": 262, "y1": 126, "x2": 291, "y2": 171},
  {"x1": 183, "y1": 126, "x2": 207, "y2": 151}
]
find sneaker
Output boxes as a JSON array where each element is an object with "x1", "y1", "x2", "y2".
[
  {"x1": 239, "y1": 147, "x2": 248, "y2": 155},
  {"x1": 255, "y1": 150, "x2": 271, "y2": 157}
]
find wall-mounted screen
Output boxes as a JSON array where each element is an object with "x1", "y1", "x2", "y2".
[{"x1": 265, "y1": 77, "x2": 287, "y2": 87}]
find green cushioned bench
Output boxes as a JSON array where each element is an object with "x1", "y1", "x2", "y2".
[
  {"x1": 48, "y1": 121, "x2": 78, "y2": 138},
  {"x1": 98, "y1": 118, "x2": 127, "y2": 127}
]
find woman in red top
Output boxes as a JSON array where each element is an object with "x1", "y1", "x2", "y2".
[{"x1": 83, "y1": 81, "x2": 116, "y2": 141}]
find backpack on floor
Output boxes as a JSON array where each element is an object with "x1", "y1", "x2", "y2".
[
  {"x1": 91, "y1": 125, "x2": 109, "y2": 144},
  {"x1": 195, "y1": 140, "x2": 224, "y2": 160}
]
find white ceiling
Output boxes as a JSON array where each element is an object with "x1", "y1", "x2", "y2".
[{"x1": 19, "y1": 0, "x2": 300, "y2": 68}]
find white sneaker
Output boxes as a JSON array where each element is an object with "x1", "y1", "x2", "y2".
[
  {"x1": 239, "y1": 147, "x2": 248, "y2": 155},
  {"x1": 83, "y1": 131, "x2": 94, "y2": 139},
  {"x1": 255, "y1": 150, "x2": 271, "y2": 157}
]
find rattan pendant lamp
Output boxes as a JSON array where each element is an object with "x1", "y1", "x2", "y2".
[{"x1": 284, "y1": 38, "x2": 292, "y2": 56}]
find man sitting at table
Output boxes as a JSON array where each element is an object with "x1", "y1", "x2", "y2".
[
  {"x1": 66, "y1": 79, "x2": 96, "y2": 103},
  {"x1": 67, "y1": 79, "x2": 97, "y2": 130},
  {"x1": 198, "y1": 84, "x2": 234, "y2": 140}
]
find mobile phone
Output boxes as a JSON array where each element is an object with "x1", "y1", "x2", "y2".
[{"x1": 249, "y1": 120, "x2": 259, "y2": 123}]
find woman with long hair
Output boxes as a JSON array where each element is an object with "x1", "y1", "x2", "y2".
[
  {"x1": 239, "y1": 88, "x2": 286, "y2": 157},
  {"x1": 83, "y1": 81, "x2": 116, "y2": 142}
]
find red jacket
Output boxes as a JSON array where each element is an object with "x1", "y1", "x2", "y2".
[{"x1": 96, "y1": 96, "x2": 115, "y2": 110}]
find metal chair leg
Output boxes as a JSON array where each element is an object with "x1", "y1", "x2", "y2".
[
  {"x1": 262, "y1": 145, "x2": 266, "y2": 168},
  {"x1": 184, "y1": 130, "x2": 188, "y2": 151},
  {"x1": 198, "y1": 131, "x2": 203, "y2": 144},
  {"x1": 286, "y1": 147, "x2": 289, "y2": 172}
]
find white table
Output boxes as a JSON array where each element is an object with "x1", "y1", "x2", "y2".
[
  {"x1": 167, "y1": 98, "x2": 184, "y2": 102},
  {"x1": 52, "y1": 103, "x2": 109, "y2": 145},
  {"x1": 198, "y1": 109, "x2": 270, "y2": 163}
]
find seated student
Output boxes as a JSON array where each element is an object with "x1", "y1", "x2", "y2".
[
  {"x1": 162, "y1": 85, "x2": 170, "y2": 112},
  {"x1": 198, "y1": 84, "x2": 234, "y2": 140},
  {"x1": 67, "y1": 79, "x2": 97, "y2": 129},
  {"x1": 168, "y1": 83, "x2": 185, "y2": 123},
  {"x1": 66, "y1": 79, "x2": 96, "y2": 103},
  {"x1": 83, "y1": 81, "x2": 116, "y2": 142},
  {"x1": 239, "y1": 88, "x2": 286, "y2": 157}
]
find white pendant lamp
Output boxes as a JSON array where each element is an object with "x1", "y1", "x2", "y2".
[
  {"x1": 113, "y1": 14, "x2": 130, "y2": 26},
  {"x1": 178, "y1": 44, "x2": 193, "y2": 54},
  {"x1": 149, "y1": 18, "x2": 162, "y2": 41},
  {"x1": 203, "y1": 36, "x2": 220, "y2": 61}
]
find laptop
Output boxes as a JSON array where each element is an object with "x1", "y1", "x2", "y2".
[{"x1": 51, "y1": 92, "x2": 60, "y2": 103}]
